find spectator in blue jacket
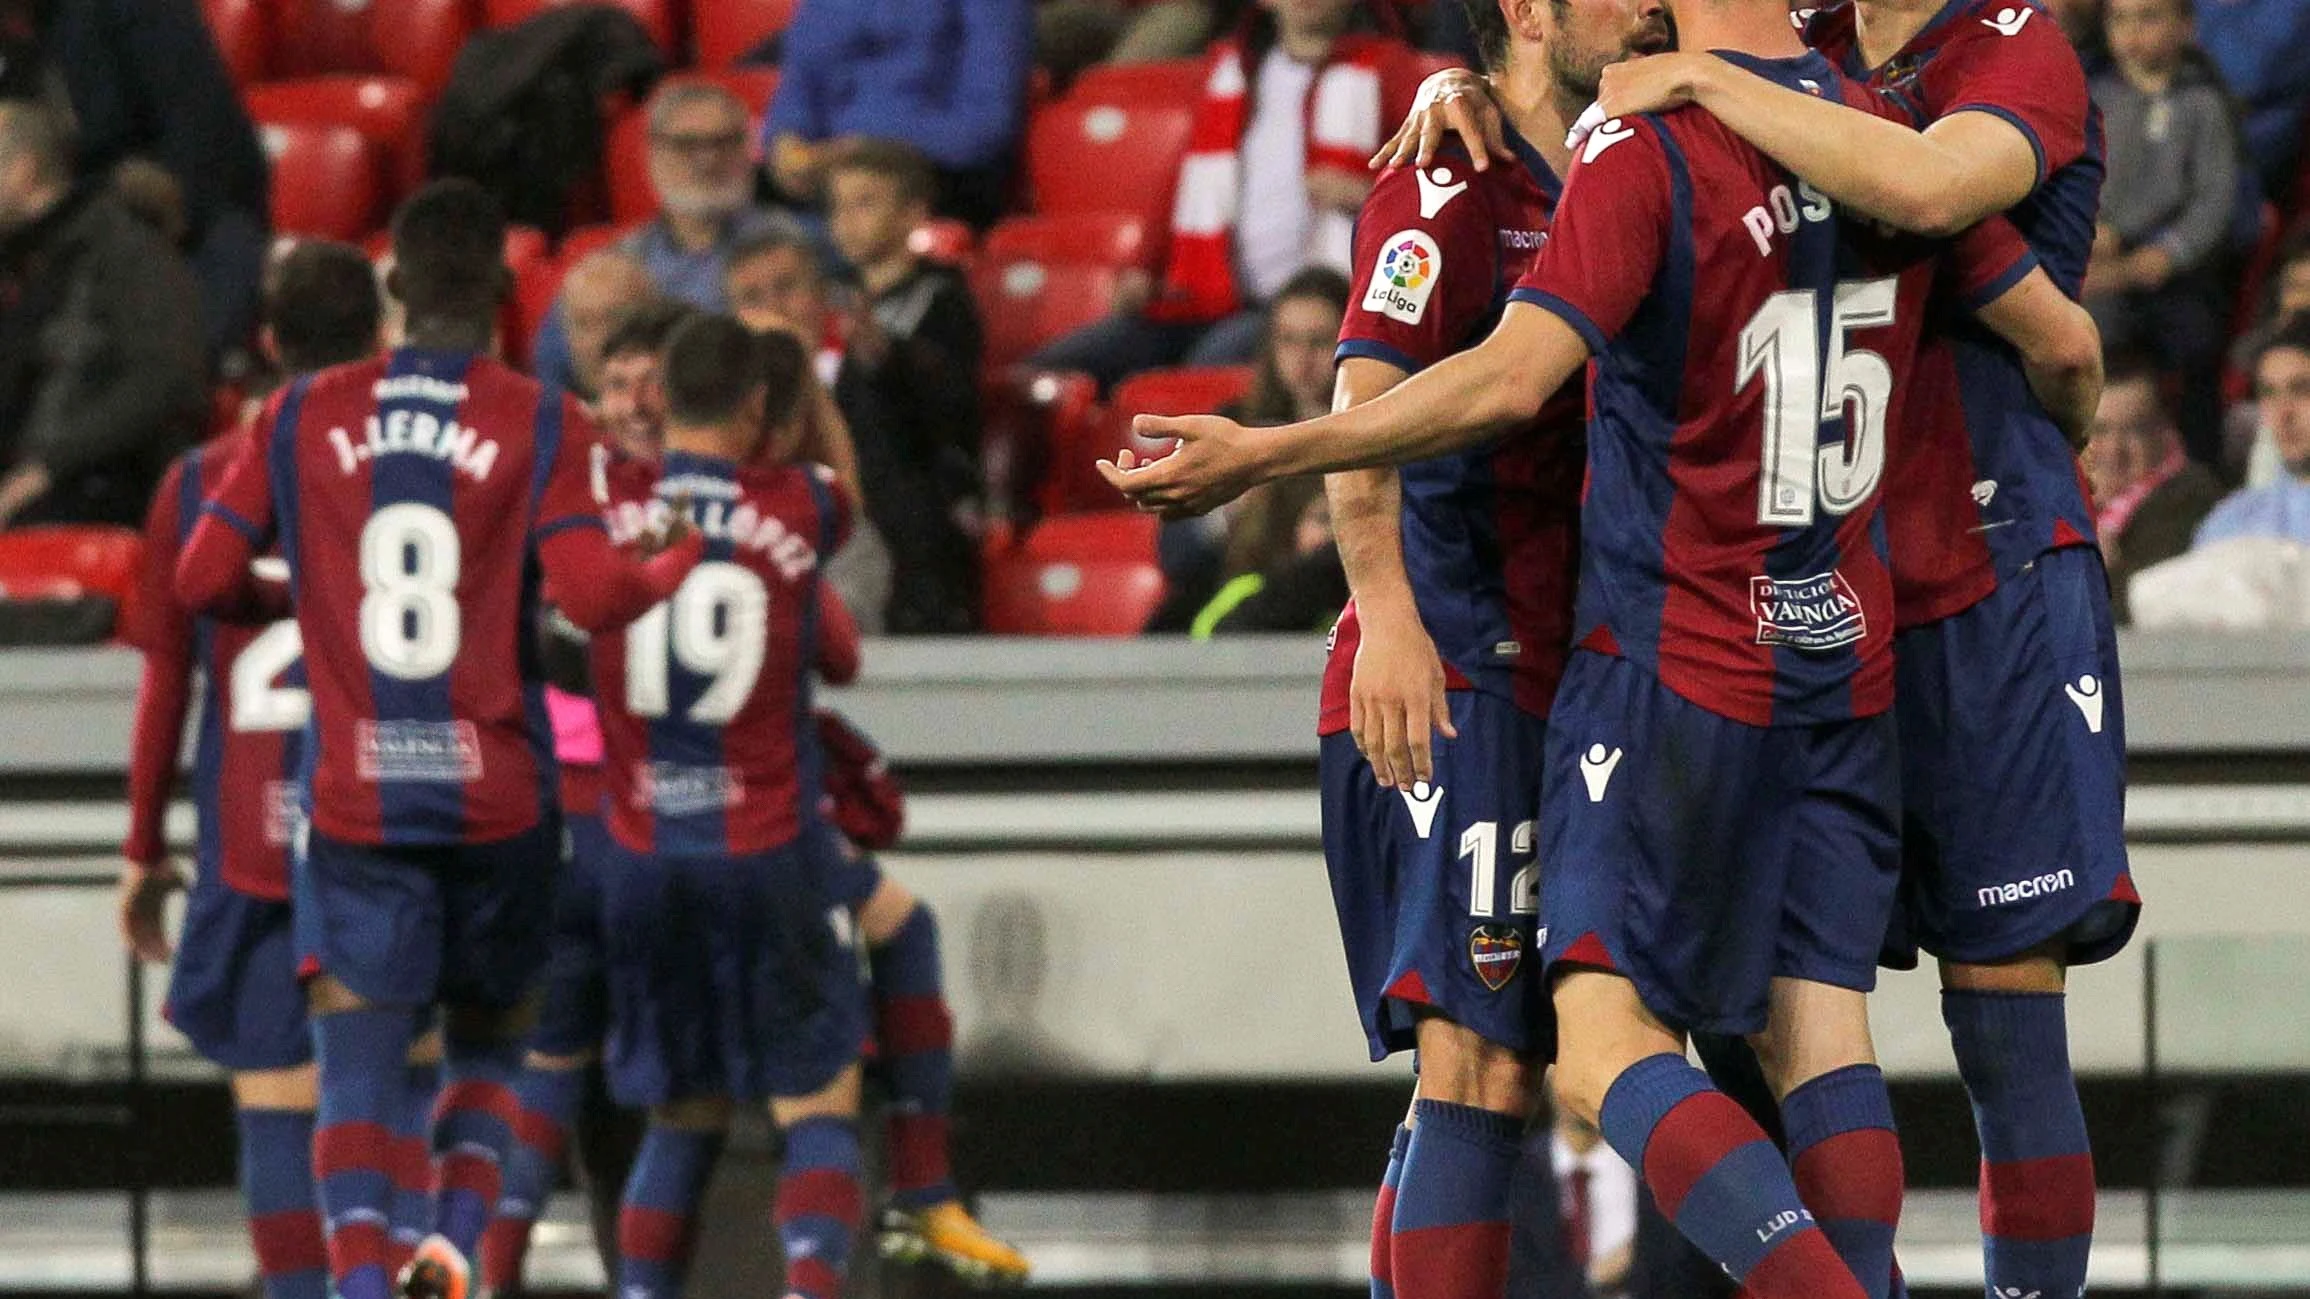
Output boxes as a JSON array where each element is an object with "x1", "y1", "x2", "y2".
[
  {"x1": 2196, "y1": 321, "x2": 2310, "y2": 547},
  {"x1": 2192, "y1": 0, "x2": 2310, "y2": 192},
  {"x1": 764, "y1": 0, "x2": 1033, "y2": 229}
]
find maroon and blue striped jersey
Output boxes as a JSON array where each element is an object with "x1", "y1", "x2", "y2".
[
  {"x1": 1509, "y1": 52, "x2": 2035, "y2": 726},
  {"x1": 590, "y1": 450, "x2": 851, "y2": 858},
  {"x1": 1809, "y1": 0, "x2": 2105, "y2": 625},
  {"x1": 1320, "y1": 130, "x2": 1585, "y2": 735},
  {"x1": 177, "y1": 348, "x2": 685, "y2": 847},
  {"x1": 124, "y1": 443, "x2": 305, "y2": 899}
]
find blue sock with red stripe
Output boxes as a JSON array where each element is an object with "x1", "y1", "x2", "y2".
[
  {"x1": 871, "y1": 904, "x2": 957, "y2": 1210},
  {"x1": 774, "y1": 1116, "x2": 865, "y2": 1299},
  {"x1": 1369, "y1": 1125, "x2": 1410, "y2": 1299},
  {"x1": 1598, "y1": 1053, "x2": 1866, "y2": 1299},
  {"x1": 313, "y1": 1007, "x2": 416, "y2": 1299},
  {"x1": 484, "y1": 1062, "x2": 585, "y2": 1293},
  {"x1": 1781, "y1": 1065, "x2": 1904, "y2": 1299},
  {"x1": 1944, "y1": 990, "x2": 2095, "y2": 1297},
  {"x1": 238, "y1": 1107, "x2": 328, "y2": 1299},
  {"x1": 615, "y1": 1124, "x2": 725, "y2": 1299},
  {"x1": 1390, "y1": 1100, "x2": 1519, "y2": 1299},
  {"x1": 389, "y1": 1061, "x2": 439, "y2": 1272},
  {"x1": 430, "y1": 1036, "x2": 523, "y2": 1261}
]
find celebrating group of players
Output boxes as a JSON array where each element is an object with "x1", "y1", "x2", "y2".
[
  {"x1": 1108, "y1": 0, "x2": 2140, "y2": 1295},
  {"x1": 117, "y1": 182, "x2": 1029, "y2": 1299}
]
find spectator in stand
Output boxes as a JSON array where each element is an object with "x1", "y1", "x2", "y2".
[
  {"x1": 0, "y1": 101, "x2": 205, "y2": 529},
  {"x1": 818, "y1": 140, "x2": 983, "y2": 634},
  {"x1": 2087, "y1": 0, "x2": 2242, "y2": 462},
  {"x1": 2194, "y1": 320, "x2": 2310, "y2": 547},
  {"x1": 725, "y1": 222, "x2": 898, "y2": 633},
  {"x1": 533, "y1": 81, "x2": 781, "y2": 394},
  {"x1": 766, "y1": 0, "x2": 1034, "y2": 230},
  {"x1": 1146, "y1": 266, "x2": 1348, "y2": 632},
  {"x1": 2191, "y1": 0, "x2": 2310, "y2": 192},
  {"x1": 1030, "y1": 0, "x2": 1417, "y2": 389},
  {"x1": 2049, "y1": 0, "x2": 2113, "y2": 73},
  {"x1": 2085, "y1": 354, "x2": 2227, "y2": 621},
  {"x1": 556, "y1": 251, "x2": 661, "y2": 400},
  {"x1": 2231, "y1": 227, "x2": 2310, "y2": 378},
  {"x1": 1036, "y1": 0, "x2": 1257, "y2": 85},
  {"x1": 0, "y1": 0, "x2": 270, "y2": 370}
]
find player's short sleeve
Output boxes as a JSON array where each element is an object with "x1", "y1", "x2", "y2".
[
  {"x1": 1336, "y1": 157, "x2": 1500, "y2": 373},
  {"x1": 197, "y1": 398, "x2": 278, "y2": 547},
  {"x1": 123, "y1": 457, "x2": 192, "y2": 654},
  {"x1": 1507, "y1": 119, "x2": 1672, "y2": 354},
  {"x1": 1925, "y1": 12, "x2": 2093, "y2": 183},
  {"x1": 1945, "y1": 212, "x2": 2043, "y2": 310},
  {"x1": 535, "y1": 397, "x2": 613, "y2": 542}
]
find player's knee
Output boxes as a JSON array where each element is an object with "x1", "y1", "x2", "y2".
[
  {"x1": 1550, "y1": 970, "x2": 1681, "y2": 1125},
  {"x1": 652, "y1": 1096, "x2": 733, "y2": 1132},
  {"x1": 1751, "y1": 977, "x2": 1876, "y2": 1097},
  {"x1": 1940, "y1": 945, "x2": 2067, "y2": 994},
  {"x1": 524, "y1": 1048, "x2": 596, "y2": 1072},
  {"x1": 771, "y1": 1061, "x2": 864, "y2": 1127},
  {"x1": 231, "y1": 1063, "x2": 320, "y2": 1111},
  {"x1": 1411, "y1": 1015, "x2": 1532, "y2": 1114},
  {"x1": 857, "y1": 877, "x2": 920, "y2": 947},
  {"x1": 305, "y1": 975, "x2": 373, "y2": 1016}
]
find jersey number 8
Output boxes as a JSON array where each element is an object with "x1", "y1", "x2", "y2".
[
  {"x1": 358, "y1": 503, "x2": 462, "y2": 680},
  {"x1": 1739, "y1": 277, "x2": 1899, "y2": 527},
  {"x1": 626, "y1": 561, "x2": 769, "y2": 724}
]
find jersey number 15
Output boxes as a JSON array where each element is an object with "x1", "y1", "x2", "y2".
[{"x1": 1739, "y1": 277, "x2": 1898, "y2": 528}]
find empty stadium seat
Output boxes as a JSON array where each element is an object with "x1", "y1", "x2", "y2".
[
  {"x1": 270, "y1": 0, "x2": 475, "y2": 94},
  {"x1": 693, "y1": 0, "x2": 801, "y2": 67},
  {"x1": 982, "y1": 512, "x2": 1166, "y2": 636},
  {"x1": 199, "y1": 0, "x2": 269, "y2": 86},
  {"x1": 245, "y1": 76, "x2": 431, "y2": 200},
  {"x1": 1027, "y1": 63, "x2": 1200, "y2": 232},
  {"x1": 983, "y1": 212, "x2": 1153, "y2": 271},
  {"x1": 486, "y1": 0, "x2": 680, "y2": 57},
  {"x1": 1108, "y1": 363, "x2": 1255, "y2": 451},
  {"x1": 970, "y1": 250, "x2": 1128, "y2": 371},
  {"x1": 260, "y1": 121, "x2": 386, "y2": 240},
  {"x1": 982, "y1": 367, "x2": 1102, "y2": 522}
]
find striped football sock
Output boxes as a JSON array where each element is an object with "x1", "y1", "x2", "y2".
[
  {"x1": 238, "y1": 1106, "x2": 328, "y2": 1299},
  {"x1": 871, "y1": 904, "x2": 958, "y2": 1210},
  {"x1": 615, "y1": 1125, "x2": 725, "y2": 1299},
  {"x1": 1944, "y1": 990, "x2": 2095, "y2": 1298},
  {"x1": 1389, "y1": 1100, "x2": 1519, "y2": 1299},
  {"x1": 313, "y1": 1007, "x2": 415, "y2": 1299},
  {"x1": 774, "y1": 1116, "x2": 865, "y2": 1299},
  {"x1": 1781, "y1": 1064, "x2": 1905, "y2": 1299}
]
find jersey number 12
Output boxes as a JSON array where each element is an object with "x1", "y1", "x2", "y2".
[{"x1": 1738, "y1": 277, "x2": 1898, "y2": 527}]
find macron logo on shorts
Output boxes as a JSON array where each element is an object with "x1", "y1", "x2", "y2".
[
  {"x1": 1400, "y1": 782, "x2": 1444, "y2": 839},
  {"x1": 1978, "y1": 869, "x2": 2075, "y2": 909},
  {"x1": 2064, "y1": 674, "x2": 2106, "y2": 733},
  {"x1": 1579, "y1": 744, "x2": 1623, "y2": 803}
]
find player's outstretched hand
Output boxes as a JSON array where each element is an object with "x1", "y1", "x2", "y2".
[
  {"x1": 1097, "y1": 414, "x2": 1267, "y2": 519},
  {"x1": 1349, "y1": 612, "x2": 1457, "y2": 791},
  {"x1": 642, "y1": 492, "x2": 697, "y2": 557},
  {"x1": 1370, "y1": 66, "x2": 1506, "y2": 172},
  {"x1": 1596, "y1": 52, "x2": 1711, "y2": 121},
  {"x1": 118, "y1": 860, "x2": 184, "y2": 963}
]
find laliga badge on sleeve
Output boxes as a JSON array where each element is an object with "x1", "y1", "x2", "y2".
[{"x1": 1362, "y1": 229, "x2": 1442, "y2": 325}]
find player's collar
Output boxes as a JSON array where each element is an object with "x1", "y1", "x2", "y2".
[
  {"x1": 1710, "y1": 47, "x2": 1841, "y2": 87},
  {"x1": 1850, "y1": 0, "x2": 1981, "y2": 75},
  {"x1": 1499, "y1": 119, "x2": 1562, "y2": 201}
]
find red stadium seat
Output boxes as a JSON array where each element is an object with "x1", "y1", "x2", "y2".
[
  {"x1": 0, "y1": 526, "x2": 145, "y2": 618},
  {"x1": 1026, "y1": 68, "x2": 1200, "y2": 232},
  {"x1": 602, "y1": 104, "x2": 657, "y2": 226},
  {"x1": 270, "y1": 0, "x2": 476, "y2": 94},
  {"x1": 1107, "y1": 363, "x2": 1255, "y2": 453},
  {"x1": 200, "y1": 0, "x2": 270, "y2": 86},
  {"x1": 982, "y1": 513, "x2": 1166, "y2": 635},
  {"x1": 260, "y1": 121, "x2": 386, "y2": 240},
  {"x1": 245, "y1": 76, "x2": 431, "y2": 201},
  {"x1": 1067, "y1": 58, "x2": 1207, "y2": 106},
  {"x1": 699, "y1": 65, "x2": 783, "y2": 118},
  {"x1": 910, "y1": 218, "x2": 977, "y2": 267},
  {"x1": 485, "y1": 0, "x2": 680, "y2": 57},
  {"x1": 510, "y1": 256, "x2": 565, "y2": 367},
  {"x1": 693, "y1": 0, "x2": 801, "y2": 68},
  {"x1": 558, "y1": 222, "x2": 631, "y2": 263},
  {"x1": 969, "y1": 249, "x2": 1127, "y2": 371},
  {"x1": 1413, "y1": 50, "x2": 1469, "y2": 80},
  {"x1": 982, "y1": 212, "x2": 1153, "y2": 271},
  {"x1": 981, "y1": 367, "x2": 1102, "y2": 521}
]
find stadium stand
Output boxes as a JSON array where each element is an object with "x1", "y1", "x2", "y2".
[
  {"x1": 256, "y1": 120, "x2": 385, "y2": 241},
  {"x1": 484, "y1": 0, "x2": 684, "y2": 58},
  {"x1": 692, "y1": 0, "x2": 802, "y2": 68}
]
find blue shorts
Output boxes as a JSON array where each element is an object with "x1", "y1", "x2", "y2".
[
  {"x1": 1890, "y1": 545, "x2": 2139, "y2": 969},
  {"x1": 599, "y1": 835, "x2": 867, "y2": 1107},
  {"x1": 165, "y1": 876, "x2": 311, "y2": 1072},
  {"x1": 822, "y1": 824, "x2": 885, "y2": 911},
  {"x1": 532, "y1": 810, "x2": 613, "y2": 1056},
  {"x1": 295, "y1": 821, "x2": 562, "y2": 1011},
  {"x1": 1538, "y1": 651, "x2": 1901, "y2": 1037},
  {"x1": 1320, "y1": 690, "x2": 1551, "y2": 1060}
]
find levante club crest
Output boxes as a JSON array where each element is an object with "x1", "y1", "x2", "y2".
[{"x1": 1469, "y1": 924, "x2": 1524, "y2": 991}]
